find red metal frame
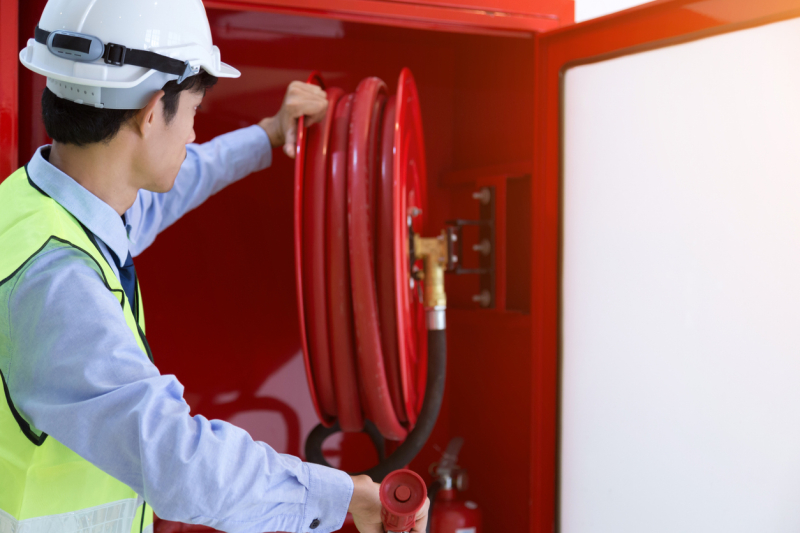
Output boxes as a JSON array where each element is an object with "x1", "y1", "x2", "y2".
[
  {"x1": 203, "y1": 0, "x2": 572, "y2": 35},
  {"x1": 0, "y1": 0, "x2": 18, "y2": 180},
  {"x1": 532, "y1": 1, "x2": 800, "y2": 531}
]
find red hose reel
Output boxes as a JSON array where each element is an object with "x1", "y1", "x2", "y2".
[{"x1": 294, "y1": 69, "x2": 429, "y2": 444}]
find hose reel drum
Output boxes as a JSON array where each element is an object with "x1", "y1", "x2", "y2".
[{"x1": 294, "y1": 69, "x2": 449, "y2": 480}]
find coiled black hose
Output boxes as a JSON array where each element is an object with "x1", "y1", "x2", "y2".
[{"x1": 305, "y1": 328, "x2": 447, "y2": 482}]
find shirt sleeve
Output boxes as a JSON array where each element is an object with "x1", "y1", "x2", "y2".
[
  {"x1": 126, "y1": 125, "x2": 273, "y2": 257},
  {"x1": 4, "y1": 245, "x2": 352, "y2": 533}
]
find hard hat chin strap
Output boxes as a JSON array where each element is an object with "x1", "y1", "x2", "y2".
[{"x1": 35, "y1": 26, "x2": 197, "y2": 84}]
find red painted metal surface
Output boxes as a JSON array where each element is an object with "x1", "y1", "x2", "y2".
[
  {"x1": 203, "y1": 0, "x2": 573, "y2": 36},
  {"x1": 429, "y1": 489, "x2": 481, "y2": 533},
  {"x1": 17, "y1": 0, "x2": 49, "y2": 168},
  {"x1": 0, "y1": 0, "x2": 18, "y2": 181},
  {"x1": 532, "y1": 2, "x2": 800, "y2": 532}
]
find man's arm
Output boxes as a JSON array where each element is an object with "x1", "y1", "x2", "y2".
[
  {"x1": 127, "y1": 81, "x2": 329, "y2": 256},
  {"x1": 126, "y1": 125, "x2": 272, "y2": 256},
  {"x1": 4, "y1": 245, "x2": 352, "y2": 533}
]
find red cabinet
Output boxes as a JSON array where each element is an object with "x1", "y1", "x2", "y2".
[
  {"x1": 5, "y1": 0, "x2": 800, "y2": 531},
  {"x1": 0, "y1": 1, "x2": 17, "y2": 175},
  {"x1": 204, "y1": 0, "x2": 573, "y2": 34}
]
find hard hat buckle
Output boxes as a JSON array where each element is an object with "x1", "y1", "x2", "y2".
[{"x1": 103, "y1": 43, "x2": 127, "y2": 67}]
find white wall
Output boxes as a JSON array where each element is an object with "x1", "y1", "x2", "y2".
[
  {"x1": 574, "y1": 0, "x2": 652, "y2": 22},
  {"x1": 561, "y1": 15, "x2": 800, "y2": 532}
]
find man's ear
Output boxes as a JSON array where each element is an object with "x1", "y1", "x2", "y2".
[{"x1": 133, "y1": 90, "x2": 166, "y2": 138}]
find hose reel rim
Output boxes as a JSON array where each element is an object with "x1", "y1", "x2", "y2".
[
  {"x1": 394, "y1": 68, "x2": 429, "y2": 418},
  {"x1": 303, "y1": 85, "x2": 344, "y2": 419},
  {"x1": 294, "y1": 71, "x2": 333, "y2": 426}
]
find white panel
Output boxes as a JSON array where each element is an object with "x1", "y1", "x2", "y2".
[
  {"x1": 574, "y1": 0, "x2": 653, "y2": 22},
  {"x1": 561, "y1": 17, "x2": 800, "y2": 533}
]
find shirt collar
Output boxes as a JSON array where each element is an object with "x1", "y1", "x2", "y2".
[{"x1": 27, "y1": 145, "x2": 131, "y2": 266}]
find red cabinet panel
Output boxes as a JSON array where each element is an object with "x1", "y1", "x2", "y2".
[
  {"x1": 204, "y1": 0, "x2": 573, "y2": 35},
  {"x1": 0, "y1": 0, "x2": 17, "y2": 180}
]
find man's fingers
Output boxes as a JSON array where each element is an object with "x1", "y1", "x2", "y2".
[
  {"x1": 288, "y1": 96, "x2": 328, "y2": 123},
  {"x1": 286, "y1": 81, "x2": 328, "y2": 109},
  {"x1": 288, "y1": 79, "x2": 325, "y2": 93},
  {"x1": 411, "y1": 515, "x2": 429, "y2": 533},
  {"x1": 264, "y1": 80, "x2": 329, "y2": 157},
  {"x1": 410, "y1": 498, "x2": 431, "y2": 533},
  {"x1": 283, "y1": 124, "x2": 297, "y2": 159},
  {"x1": 290, "y1": 80, "x2": 327, "y2": 98},
  {"x1": 303, "y1": 106, "x2": 329, "y2": 127}
]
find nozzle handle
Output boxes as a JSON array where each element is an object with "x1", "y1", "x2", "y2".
[{"x1": 380, "y1": 469, "x2": 427, "y2": 532}]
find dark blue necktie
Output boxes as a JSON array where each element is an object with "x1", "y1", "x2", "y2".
[
  {"x1": 118, "y1": 252, "x2": 137, "y2": 311},
  {"x1": 108, "y1": 245, "x2": 152, "y2": 361},
  {"x1": 112, "y1": 214, "x2": 138, "y2": 312},
  {"x1": 109, "y1": 248, "x2": 137, "y2": 311}
]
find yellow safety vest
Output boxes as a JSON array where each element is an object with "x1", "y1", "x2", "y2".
[{"x1": 0, "y1": 167, "x2": 154, "y2": 533}]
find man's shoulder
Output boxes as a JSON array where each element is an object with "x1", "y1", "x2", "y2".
[
  {"x1": 0, "y1": 241, "x2": 113, "y2": 368},
  {"x1": 3, "y1": 240, "x2": 109, "y2": 304}
]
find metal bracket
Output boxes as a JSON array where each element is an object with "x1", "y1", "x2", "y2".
[{"x1": 445, "y1": 186, "x2": 496, "y2": 308}]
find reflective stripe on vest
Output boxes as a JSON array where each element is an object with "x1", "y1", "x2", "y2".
[
  {"x1": 0, "y1": 498, "x2": 142, "y2": 533},
  {"x1": 0, "y1": 167, "x2": 153, "y2": 533}
]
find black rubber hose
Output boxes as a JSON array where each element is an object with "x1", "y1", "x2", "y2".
[
  {"x1": 305, "y1": 419, "x2": 386, "y2": 465},
  {"x1": 305, "y1": 328, "x2": 447, "y2": 482}
]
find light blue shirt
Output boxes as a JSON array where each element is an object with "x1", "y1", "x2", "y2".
[{"x1": 0, "y1": 125, "x2": 353, "y2": 533}]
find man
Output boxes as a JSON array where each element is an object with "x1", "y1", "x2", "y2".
[{"x1": 0, "y1": 1, "x2": 429, "y2": 533}]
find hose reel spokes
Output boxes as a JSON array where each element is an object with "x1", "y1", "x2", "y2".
[{"x1": 294, "y1": 69, "x2": 448, "y2": 480}]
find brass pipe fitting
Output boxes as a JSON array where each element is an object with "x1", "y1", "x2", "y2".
[{"x1": 413, "y1": 231, "x2": 448, "y2": 310}]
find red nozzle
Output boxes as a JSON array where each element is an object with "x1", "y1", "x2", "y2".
[{"x1": 380, "y1": 469, "x2": 427, "y2": 532}]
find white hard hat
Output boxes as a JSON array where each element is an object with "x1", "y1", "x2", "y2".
[{"x1": 19, "y1": 0, "x2": 240, "y2": 110}]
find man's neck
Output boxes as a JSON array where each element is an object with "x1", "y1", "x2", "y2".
[{"x1": 48, "y1": 139, "x2": 139, "y2": 216}]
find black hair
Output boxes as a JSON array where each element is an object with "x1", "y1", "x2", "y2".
[{"x1": 41, "y1": 71, "x2": 218, "y2": 147}]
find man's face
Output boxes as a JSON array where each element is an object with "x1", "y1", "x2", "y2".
[{"x1": 134, "y1": 89, "x2": 203, "y2": 193}]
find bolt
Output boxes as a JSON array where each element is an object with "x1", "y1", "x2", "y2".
[
  {"x1": 409, "y1": 206, "x2": 422, "y2": 218},
  {"x1": 472, "y1": 239, "x2": 491, "y2": 256},
  {"x1": 472, "y1": 187, "x2": 491, "y2": 205},
  {"x1": 472, "y1": 290, "x2": 491, "y2": 308}
]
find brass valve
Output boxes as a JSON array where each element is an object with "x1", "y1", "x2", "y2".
[{"x1": 413, "y1": 231, "x2": 448, "y2": 310}]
